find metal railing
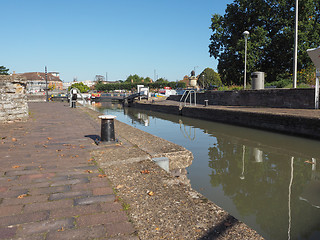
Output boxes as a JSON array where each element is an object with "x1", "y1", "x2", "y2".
[
  {"x1": 180, "y1": 90, "x2": 196, "y2": 106},
  {"x1": 69, "y1": 88, "x2": 87, "y2": 107}
]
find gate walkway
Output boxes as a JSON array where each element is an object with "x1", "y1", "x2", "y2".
[
  {"x1": 0, "y1": 102, "x2": 137, "y2": 240},
  {"x1": 151, "y1": 99, "x2": 320, "y2": 119}
]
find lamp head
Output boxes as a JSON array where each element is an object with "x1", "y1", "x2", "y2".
[{"x1": 243, "y1": 31, "x2": 250, "y2": 38}]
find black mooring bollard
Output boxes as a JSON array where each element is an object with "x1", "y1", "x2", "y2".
[
  {"x1": 99, "y1": 115, "x2": 116, "y2": 142},
  {"x1": 204, "y1": 100, "x2": 209, "y2": 107}
]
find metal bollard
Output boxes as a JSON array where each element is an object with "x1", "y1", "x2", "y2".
[
  {"x1": 204, "y1": 100, "x2": 209, "y2": 107},
  {"x1": 99, "y1": 115, "x2": 116, "y2": 142}
]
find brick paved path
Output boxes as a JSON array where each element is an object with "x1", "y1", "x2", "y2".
[{"x1": 0, "y1": 102, "x2": 137, "y2": 239}]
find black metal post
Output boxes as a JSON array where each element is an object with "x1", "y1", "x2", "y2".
[{"x1": 99, "y1": 115, "x2": 116, "y2": 142}]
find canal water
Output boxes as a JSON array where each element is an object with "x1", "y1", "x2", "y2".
[{"x1": 95, "y1": 102, "x2": 320, "y2": 240}]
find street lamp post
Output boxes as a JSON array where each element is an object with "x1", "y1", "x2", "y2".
[
  {"x1": 293, "y1": 0, "x2": 299, "y2": 88},
  {"x1": 202, "y1": 74, "x2": 205, "y2": 89},
  {"x1": 243, "y1": 31, "x2": 250, "y2": 90}
]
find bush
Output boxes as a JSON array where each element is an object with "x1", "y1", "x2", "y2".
[
  {"x1": 217, "y1": 85, "x2": 243, "y2": 91},
  {"x1": 265, "y1": 79, "x2": 291, "y2": 88},
  {"x1": 297, "y1": 65, "x2": 316, "y2": 85}
]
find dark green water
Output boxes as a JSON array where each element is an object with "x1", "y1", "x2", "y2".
[{"x1": 95, "y1": 102, "x2": 320, "y2": 240}]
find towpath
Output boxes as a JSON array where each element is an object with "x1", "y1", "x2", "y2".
[
  {"x1": 0, "y1": 102, "x2": 137, "y2": 239},
  {"x1": 147, "y1": 99, "x2": 320, "y2": 118}
]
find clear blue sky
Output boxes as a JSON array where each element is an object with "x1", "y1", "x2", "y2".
[{"x1": 1, "y1": 0, "x2": 233, "y2": 82}]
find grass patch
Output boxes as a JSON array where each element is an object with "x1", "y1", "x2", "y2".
[{"x1": 122, "y1": 202, "x2": 131, "y2": 211}]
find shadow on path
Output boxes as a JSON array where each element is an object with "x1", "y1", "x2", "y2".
[{"x1": 199, "y1": 214, "x2": 239, "y2": 240}]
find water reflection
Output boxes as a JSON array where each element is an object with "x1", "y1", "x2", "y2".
[
  {"x1": 179, "y1": 119, "x2": 196, "y2": 141},
  {"x1": 124, "y1": 108, "x2": 150, "y2": 126},
  {"x1": 207, "y1": 132, "x2": 320, "y2": 240},
  {"x1": 95, "y1": 104, "x2": 320, "y2": 240}
]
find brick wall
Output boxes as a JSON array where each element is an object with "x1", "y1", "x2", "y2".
[
  {"x1": 0, "y1": 75, "x2": 29, "y2": 123},
  {"x1": 168, "y1": 88, "x2": 317, "y2": 109}
]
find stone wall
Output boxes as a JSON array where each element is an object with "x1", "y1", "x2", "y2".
[
  {"x1": 168, "y1": 88, "x2": 317, "y2": 109},
  {"x1": 0, "y1": 75, "x2": 29, "y2": 123}
]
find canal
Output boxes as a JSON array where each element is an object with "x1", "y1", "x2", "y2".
[{"x1": 94, "y1": 102, "x2": 320, "y2": 240}]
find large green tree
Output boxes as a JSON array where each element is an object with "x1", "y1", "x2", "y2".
[
  {"x1": 155, "y1": 77, "x2": 169, "y2": 83},
  {"x1": 0, "y1": 66, "x2": 9, "y2": 75},
  {"x1": 125, "y1": 74, "x2": 143, "y2": 83},
  {"x1": 125, "y1": 74, "x2": 153, "y2": 83},
  {"x1": 209, "y1": 0, "x2": 320, "y2": 85},
  {"x1": 198, "y1": 68, "x2": 222, "y2": 88}
]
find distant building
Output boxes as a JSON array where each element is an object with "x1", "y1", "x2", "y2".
[
  {"x1": 95, "y1": 75, "x2": 105, "y2": 82},
  {"x1": 180, "y1": 75, "x2": 190, "y2": 87},
  {"x1": 50, "y1": 72, "x2": 60, "y2": 77},
  {"x1": 63, "y1": 82, "x2": 72, "y2": 90},
  {"x1": 179, "y1": 74, "x2": 199, "y2": 88},
  {"x1": 63, "y1": 80, "x2": 95, "y2": 90},
  {"x1": 101, "y1": 80, "x2": 122, "y2": 84},
  {"x1": 81, "y1": 80, "x2": 95, "y2": 88},
  {"x1": 16, "y1": 72, "x2": 63, "y2": 93}
]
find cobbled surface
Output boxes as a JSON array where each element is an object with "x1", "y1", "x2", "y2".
[{"x1": 0, "y1": 102, "x2": 137, "y2": 240}]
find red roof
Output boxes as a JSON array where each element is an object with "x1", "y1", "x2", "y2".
[{"x1": 17, "y1": 72, "x2": 61, "y2": 82}]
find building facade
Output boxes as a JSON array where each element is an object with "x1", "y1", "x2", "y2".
[{"x1": 16, "y1": 72, "x2": 63, "y2": 93}]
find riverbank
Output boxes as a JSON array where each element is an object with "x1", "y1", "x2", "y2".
[
  {"x1": 0, "y1": 102, "x2": 263, "y2": 239},
  {"x1": 132, "y1": 99, "x2": 320, "y2": 140}
]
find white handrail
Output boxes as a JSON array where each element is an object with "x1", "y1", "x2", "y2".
[
  {"x1": 69, "y1": 88, "x2": 87, "y2": 106},
  {"x1": 180, "y1": 90, "x2": 188, "y2": 102},
  {"x1": 181, "y1": 90, "x2": 196, "y2": 106}
]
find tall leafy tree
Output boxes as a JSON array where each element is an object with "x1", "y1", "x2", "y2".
[
  {"x1": 155, "y1": 77, "x2": 169, "y2": 83},
  {"x1": 198, "y1": 68, "x2": 222, "y2": 88},
  {"x1": 125, "y1": 74, "x2": 153, "y2": 83},
  {"x1": 125, "y1": 74, "x2": 144, "y2": 83},
  {"x1": 144, "y1": 77, "x2": 152, "y2": 83},
  {"x1": 209, "y1": 0, "x2": 320, "y2": 85},
  {"x1": 0, "y1": 66, "x2": 9, "y2": 75}
]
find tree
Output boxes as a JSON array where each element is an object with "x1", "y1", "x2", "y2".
[
  {"x1": 125, "y1": 74, "x2": 144, "y2": 83},
  {"x1": 198, "y1": 68, "x2": 222, "y2": 88},
  {"x1": 0, "y1": 66, "x2": 9, "y2": 75},
  {"x1": 144, "y1": 77, "x2": 152, "y2": 83},
  {"x1": 155, "y1": 78, "x2": 169, "y2": 83},
  {"x1": 209, "y1": 0, "x2": 320, "y2": 85},
  {"x1": 68, "y1": 82, "x2": 90, "y2": 93}
]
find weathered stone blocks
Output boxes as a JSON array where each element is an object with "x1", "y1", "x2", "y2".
[{"x1": 0, "y1": 75, "x2": 29, "y2": 123}]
